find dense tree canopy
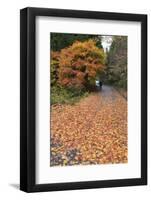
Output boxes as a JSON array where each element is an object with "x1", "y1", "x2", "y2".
[
  {"x1": 105, "y1": 36, "x2": 127, "y2": 89},
  {"x1": 51, "y1": 33, "x2": 103, "y2": 51}
]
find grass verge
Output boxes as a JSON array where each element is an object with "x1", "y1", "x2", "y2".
[{"x1": 51, "y1": 85, "x2": 89, "y2": 105}]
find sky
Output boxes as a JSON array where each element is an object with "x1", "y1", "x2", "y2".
[{"x1": 101, "y1": 36, "x2": 113, "y2": 52}]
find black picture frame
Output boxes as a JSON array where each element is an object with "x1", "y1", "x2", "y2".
[{"x1": 20, "y1": 7, "x2": 147, "y2": 192}]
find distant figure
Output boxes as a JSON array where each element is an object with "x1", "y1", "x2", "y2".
[{"x1": 99, "y1": 81, "x2": 103, "y2": 88}]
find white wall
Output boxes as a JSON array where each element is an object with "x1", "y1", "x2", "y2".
[{"x1": 0, "y1": 0, "x2": 150, "y2": 199}]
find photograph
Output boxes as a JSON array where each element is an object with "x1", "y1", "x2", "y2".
[
  {"x1": 50, "y1": 33, "x2": 128, "y2": 167},
  {"x1": 20, "y1": 7, "x2": 147, "y2": 192}
]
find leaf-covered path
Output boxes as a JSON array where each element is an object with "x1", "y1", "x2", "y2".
[{"x1": 50, "y1": 85, "x2": 127, "y2": 166}]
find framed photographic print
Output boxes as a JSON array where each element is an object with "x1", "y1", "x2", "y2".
[{"x1": 20, "y1": 7, "x2": 147, "y2": 192}]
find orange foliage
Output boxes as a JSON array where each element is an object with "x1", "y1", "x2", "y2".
[
  {"x1": 58, "y1": 39, "x2": 106, "y2": 89},
  {"x1": 51, "y1": 51, "x2": 60, "y2": 60}
]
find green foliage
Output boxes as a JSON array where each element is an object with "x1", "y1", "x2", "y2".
[
  {"x1": 51, "y1": 60, "x2": 58, "y2": 86},
  {"x1": 106, "y1": 36, "x2": 127, "y2": 89},
  {"x1": 51, "y1": 85, "x2": 89, "y2": 105},
  {"x1": 51, "y1": 33, "x2": 103, "y2": 51}
]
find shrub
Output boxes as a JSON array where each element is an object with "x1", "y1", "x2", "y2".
[{"x1": 51, "y1": 85, "x2": 88, "y2": 105}]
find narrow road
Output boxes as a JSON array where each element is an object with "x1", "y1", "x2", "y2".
[
  {"x1": 50, "y1": 85, "x2": 127, "y2": 166},
  {"x1": 99, "y1": 85, "x2": 117, "y2": 101}
]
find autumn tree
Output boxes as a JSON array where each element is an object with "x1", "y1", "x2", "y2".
[
  {"x1": 50, "y1": 51, "x2": 60, "y2": 86},
  {"x1": 58, "y1": 39, "x2": 106, "y2": 89}
]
